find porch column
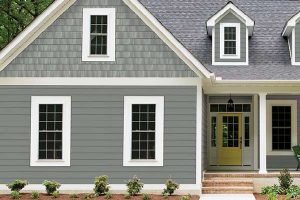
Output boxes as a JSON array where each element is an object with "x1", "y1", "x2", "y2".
[{"x1": 259, "y1": 93, "x2": 267, "y2": 174}]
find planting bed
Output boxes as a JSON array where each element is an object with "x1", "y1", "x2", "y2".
[
  {"x1": 0, "y1": 194, "x2": 200, "y2": 200},
  {"x1": 254, "y1": 193, "x2": 300, "y2": 200}
]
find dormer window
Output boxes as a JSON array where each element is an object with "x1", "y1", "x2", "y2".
[
  {"x1": 220, "y1": 23, "x2": 240, "y2": 59},
  {"x1": 282, "y1": 11, "x2": 300, "y2": 66},
  {"x1": 206, "y1": 2, "x2": 254, "y2": 66},
  {"x1": 82, "y1": 8, "x2": 116, "y2": 62}
]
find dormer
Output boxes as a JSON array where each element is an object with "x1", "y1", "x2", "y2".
[
  {"x1": 282, "y1": 11, "x2": 300, "y2": 65},
  {"x1": 206, "y1": 2, "x2": 254, "y2": 66}
]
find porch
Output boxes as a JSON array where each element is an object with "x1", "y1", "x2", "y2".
[{"x1": 204, "y1": 94, "x2": 299, "y2": 172}]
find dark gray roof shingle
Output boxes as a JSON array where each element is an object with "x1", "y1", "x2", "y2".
[{"x1": 139, "y1": 0, "x2": 300, "y2": 80}]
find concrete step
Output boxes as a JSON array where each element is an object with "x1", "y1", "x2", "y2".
[
  {"x1": 202, "y1": 179, "x2": 253, "y2": 187},
  {"x1": 202, "y1": 186, "x2": 254, "y2": 194}
]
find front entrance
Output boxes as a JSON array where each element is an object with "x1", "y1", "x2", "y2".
[{"x1": 218, "y1": 113, "x2": 242, "y2": 166}]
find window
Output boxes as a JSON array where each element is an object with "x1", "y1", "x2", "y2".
[
  {"x1": 267, "y1": 100, "x2": 297, "y2": 155},
  {"x1": 82, "y1": 8, "x2": 115, "y2": 61},
  {"x1": 244, "y1": 116, "x2": 250, "y2": 147},
  {"x1": 211, "y1": 117, "x2": 217, "y2": 147},
  {"x1": 123, "y1": 96, "x2": 164, "y2": 166},
  {"x1": 210, "y1": 104, "x2": 251, "y2": 113},
  {"x1": 220, "y1": 23, "x2": 240, "y2": 59},
  {"x1": 30, "y1": 96, "x2": 71, "y2": 166},
  {"x1": 272, "y1": 106, "x2": 292, "y2": 150}
]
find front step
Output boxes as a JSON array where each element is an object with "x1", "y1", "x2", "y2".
[{"x1": 202, "y1": 172, "x2": 254, "y2": 194}]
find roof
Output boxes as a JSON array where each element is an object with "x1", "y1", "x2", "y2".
[{"x1": 139, "y1": 0, "x2": 300, "y2": 80}]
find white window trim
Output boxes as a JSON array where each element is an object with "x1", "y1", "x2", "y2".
[
  {"x1": 82, "y1": 8, "x2": 116, "y2": 62},
  {"x1": 123, "y1": 96, "x2": 164, "y2": 166},
  {"x1": 266, "y1": 100, "x2": 297, "y2": 156},
  {"x1": 220, "y1": 23, "x2": 241, "y2": 59},
  {"x1": 30, "y1": 96, "x2": 71, "y2": 166}
]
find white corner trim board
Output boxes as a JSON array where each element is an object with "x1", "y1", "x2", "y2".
[
  {"x1": 30, "y1": 96, "x2": 71, "y2": 166},
  {"x1": 123, "y1": 96, "x2": 164, "y2": 166},
  {"x1": 0, "y1": 0, "x2": 76, "y2": 71},
  {"x1": 122, "y1": 0, "x2": 213, "y2": 79},
  {"x1": 0, "y1": 184, "x2": 201, "y2": 195},
  {"x1": 82, "y1": 8, "x2": 116, "y2": 62}
]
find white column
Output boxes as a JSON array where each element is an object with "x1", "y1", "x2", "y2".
[
  {"x1": 259, "y1": 93, "x2": 267, "y2": 174},
  {"x1": 196, "y1": 81, "x2": 203, "y2": 187}
]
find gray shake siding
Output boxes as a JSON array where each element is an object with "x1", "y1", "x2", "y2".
[
  {"x1": 0, "y1": 86, "x2": 196, "y2": 184},
  {"x1": 267, "y1": 95, "x2": 300, "y2": 169},
  {"x1": 295, "y1": 22, "x2": 300, "y2": 62},
  {"x1": 1, "y1": 0, "x2": 196, "y2": 77},
  {"x1": 214, "y1": 12, "x2": 247, "y2": 63}
]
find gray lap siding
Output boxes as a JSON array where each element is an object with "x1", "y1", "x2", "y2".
[{"x1": 0, "y1": 86, "x2": 196, "y2": 184}]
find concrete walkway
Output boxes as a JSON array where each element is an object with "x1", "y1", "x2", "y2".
[{"x1": 201, "y1": 194, "x2": 256, "y2": 200}]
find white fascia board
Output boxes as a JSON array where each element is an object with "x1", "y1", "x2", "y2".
[
  {"x1": 122, "y1": 0, "x2": 214, "y2": 79},
  {"x1": 282, "y1": 11, "x2": 300, "y2": 36},
  {"x1": 0, "y1": 0, "x2": 76, "y2": 71},
  {"x1": 207, "y1": 2, "x2": 254, "y2": 36}
]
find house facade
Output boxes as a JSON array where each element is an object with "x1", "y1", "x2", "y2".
[{"x1": 1, "y1": 0, "x2": 300, "y2": 195}]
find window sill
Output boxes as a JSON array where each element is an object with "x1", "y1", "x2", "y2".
[
  {"x1": 220, "y1": 54, "x2": 241, "y2": 59},
  {"x1": 82, "y1": 54, "x2": 115, "y2": 62},
  {"x1": 123, "y1": 159, "x2": 163, "y2": 167},
  {"x1": 267, "y1": 150, "x2": 293, "y2": 156},
  {"x1": 30, "y1": 159, "x2": 70, "y2": 167}
]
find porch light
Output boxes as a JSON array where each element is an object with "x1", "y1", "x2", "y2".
[{"x1": 227, "y1": 94, "x2": 234, "y2": 111}]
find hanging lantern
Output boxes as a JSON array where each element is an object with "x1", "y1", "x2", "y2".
[{"x1": 227, "y1": 94, "x2": 234, "y2": 111}]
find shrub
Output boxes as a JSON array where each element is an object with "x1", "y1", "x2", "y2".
[
  {"x1": 180, "y1": 194, "x2": 192, "y2": 200},
  {"x1": 286, "y1": 185, "x2": 300, "y2": 198},
  {"x1": 124, "y1": 193, "x2": 131, "y2": 199},
  {"x1": 266, "y1": 192, "x2": 278, "y2": 200},
  {"x1": 278, "y1": 169, "x2": 293, "y2": 193},
  {"x1": 126, "y1": 175, "x2": 144, "y2": 196},
  {"x1": 7, "y1": 179, "x2": 28, "y2": 192},
  {"x1": 162, "y1": 178, "x2": 180, "y2": 196},
  {"x1": 94, "y1": 175, "x2": 110, "y2": 196},
  {"x1": 31, "y1": 191, "x2": 39, "y2": 199},
  {"x1": 143, "y1": 193, "x2": 151, "y2": 200},
  {"x1": 261, "y1": 185, "x2": 282, "y2": 195},
  {"x1": 105, "y1": 192, "x2": 113, "y2": 199},
  {"x1": 11, "y1": 191, "x2": 21, "y2": 199},
  {"x1": 52, "y1": 191, "x2": 59, "y2": 198},
  {"x1": 69, "y1": 193, "x2": 78, "y2": 199},
  {"x1": 42, "y1": 180, "x2": 61, "y2": 195},
  {"x1": 83, "y1": 193, "x2": 94, "y2": 200}
]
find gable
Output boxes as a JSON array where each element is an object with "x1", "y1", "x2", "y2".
[{"x1": 0, "y1": 0, "x2": 201, "y2": 78}]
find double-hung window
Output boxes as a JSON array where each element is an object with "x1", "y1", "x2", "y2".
[
  {"x1": 123, "y1": 96, "x2": 164, "y2": 166},
  {"x1": 82, "y1": 8, "x2": 115, "y2": 61},
  {"x1": 220, "y1": 23, "x2": 240, "y2": 59},
  {"x1": 30, "y1": 96, "x2": 71, "y2": 166},
  {"x1": 267, "y1": 100, "x2": 297, "y2": 155}
]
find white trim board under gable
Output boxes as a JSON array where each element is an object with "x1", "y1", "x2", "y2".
[
  {"x1": 0, "y1": 0, "x2": 214, "y2": 79},
  {"x1": 206, "y1": 2, "x2": 254, "y2": 36}
]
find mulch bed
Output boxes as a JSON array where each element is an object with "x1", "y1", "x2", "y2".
[
  {"x1": 254, "y1": 193, "x2": 300, "y2": 200},
  {"x1": 0, "y1": 194, "x2": 200, "y2": 200}
]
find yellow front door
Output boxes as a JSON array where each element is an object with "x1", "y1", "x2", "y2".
[{"x1": 218, "y1": 113, "x2": 242, "y2": 166}]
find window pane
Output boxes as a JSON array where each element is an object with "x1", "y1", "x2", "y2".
[
  {"x1": 211, "y1": 117, "x2": 217, "y2": 147},
  {"x1": 272, "y1": 106, "x2": 291, "y2": 150},
  {"x1": 245, "y1": 116, "x2": 250, "y2": 147},
  {"x1": 224, "y1": 27, "x2": 237, "y2": 55},
  {"x1": 90, "y1": 15, "x2": 108, "y2": 55},
  {"x1": 38, "y1": 104, "x2": 63, "y2": 160},
  {"x1": 131, "y1": 104, "x2": 156, "y2": 160}
]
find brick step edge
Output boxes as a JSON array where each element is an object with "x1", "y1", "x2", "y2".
[{"x1": 202, "y1": 180, "x2": 253, "y2": 187}]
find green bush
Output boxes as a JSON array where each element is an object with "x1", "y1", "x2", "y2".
[
  {"x1": 52, "y1": 191, "x2": 59, "y2": 198},
  {"x1": 286, "y1": 185, "x2": 300, "y2": 198},
  {"x1": 124, "y1": 193, "x2": 131, "y2": 199},
  {"x1": 7, "y1": 179, "x2": 28, "y2": 192},
  {"x1": 162, "y1": 178, "x2": 180, "y2": 196},
  {"x1": 279, "y1": 168, "x2": 293, "y2": 193},
  {"x1": 143, "y1": 193, "x2": 151, "y2": 200},
  {"x1": 262, "y1": 185, "x2": 282, "y2": 195},
  {"x1": 94, "y1": 175, "x2": 110, "y2": 196},
  {"x1": 266, "y1": 192, "x2": 278, "y2": 200},
  {"x1": 69, "y1": 193, "x2": 78, "y2": 199},
  {"x1": 126, "y1": 176, "x2": 144, "y2": 196},
  {"x1": 180, "y1": 194, "x2": 192, "y2": 200},
  {"x1": 31, "y1": 191, "x2": 39, "y2": 199},
  {"x1": 105, "y1": 192, "x2": 113, "y2": 200},
  {"x1": 83, "y1": 193, "x2": 94, "y2": 200},
  {"x1": 11, "y1": 191, "x2": 21, "y2": 199},
  {"x1": 42, "y1": 180, "x2": 61, "y2": 195}
]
